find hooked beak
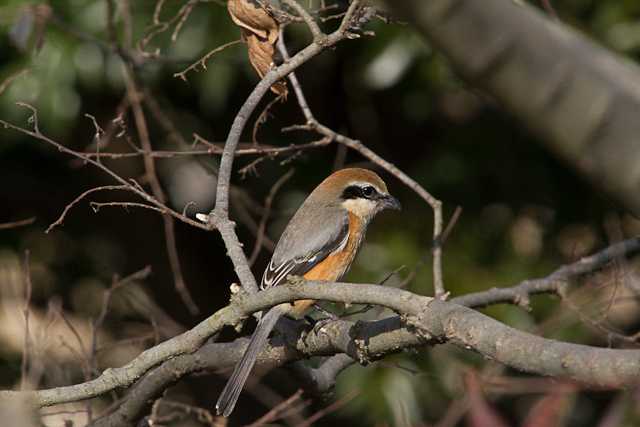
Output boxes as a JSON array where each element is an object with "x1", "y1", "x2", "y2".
[{"x1": 381, "y1": 194, "x2": 401, "y2": 211}]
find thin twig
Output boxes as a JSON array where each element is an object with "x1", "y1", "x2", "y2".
[
  {"x1": 277, "y1": 33, "x2": 446, "y2": 299},
  {"x1": 20, "y1": 251, "x2": 33, "y2": 390},
  {"x1": 47, "y1": 185, "x2": 129, "y2": 233},
  {"x1": 249, "y1": 169, "x2": 295, "y2": 265},
  {"x1": 295, "y1": 390, "x2": 358, "y2": 427},
  {"x1": 138, "y1": 0, "x2": 200, "y2": 57},
  {"x1": 440, "y1": 206, "x2": 462, "y2": 245},
  {"x1": 90, "y1": 201, "x2": 167, "y2": 215},
  {"x1": 90, "y1": 266, "x2": 153, "y2": 377},
  {"x1": 246, "y1": 389, "x2": 304, "y2": 427},
  {"x1": 0, "y1": 104, "x2": 210, "y2": 232},
  {"x1": 281, "y1": 0, "x2": 323, "y2": 40},
  {"x1": 174, "y1": 39, "x2": 243, "y2": 81},
  {"x1": 0, "y1": 68, "x2": 30, "y2": 96},
  {"x1": 252, "y1": 92, "x2": 286, "y2": 145},
  {"x1": 451, "y1": 236, "x2": 640, "y2": 308},
  {"x1": 122, "y1": 63, "x2": 199, "y2": 315},
  {"x1": 0, "y1": 217, "x2": 36, "y2": 230}
]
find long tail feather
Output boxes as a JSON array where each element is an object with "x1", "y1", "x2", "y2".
[{"x1": 215, "y1": 305, "x2": 284, "y2": 417}]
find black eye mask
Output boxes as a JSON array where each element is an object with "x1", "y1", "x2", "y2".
[{"x1": 341, "y1": 184, "x2": 379, "y2": 200}]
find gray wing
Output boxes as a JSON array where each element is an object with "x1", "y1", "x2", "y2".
[{"x1": 261, "y1": 203, "x2": 348, "y2": 290}]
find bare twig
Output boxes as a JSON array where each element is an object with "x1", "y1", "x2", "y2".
[
  {"x1": 122, "y1": 64, "x2": 199, "y2": 315},
  {"x1": 0, "y1": 104, "x2": 210, "y2": 232},
  {"x1": 451, "y1": 236, "x2": 640, "y2": 308},
  {"x1": 0, "y1": 217, "x2": 36, "y2": 230},
  {"x1": 20, "y1": 251, "x2": 33, "y2": 390},
  {"x1": 54, "y1": 305, "x2": 92, "y2": 382},
  {"x1": 252, "y1": 92, "x2": 286, "y2": 145},
  {"x1": 281, "y1": 0, "x2": 323, "y2": 40},
  {"x1": 71, "y1": 135, "x2": 331, "y2": 160},
  {"x1": 0, "y1": 68, "x2": 30, "y2": 96},
  {"x1": 249, "y1": 169, "x2": 295, "y2": 265},
  {"x1": 90, "y1": 266, "x2": 153, "y2": 368},
  {"x1": 138, "y1": 0, "x2": 200, "y2": 57},
  {"x1": 47, "y1": 185, "x2": 129, "y2": 233},
  {"x1": 206, "y1": 0, "x2": 364, "y2": 296},
  {"x1": 277, "y1": 33, "x2": 446, "y2": 299},
  {"x1": 296, "y1": 390, "x2": 359, "y2": 427},
  {"x1": 90, "y1": 201, "x2": 166, "y2": 215},
  {"x1": 246, "y1": 389, "x2": 304, "y2": 427},
  {"x1": 173, "y1": 39, "x2": 243, "y2": 81},
  {"x1": 440, "y1": 206, "x2": 463, "y2": 245}
]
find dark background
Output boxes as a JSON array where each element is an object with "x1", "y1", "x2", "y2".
[{"x1": 1, "y1": 0, "x2": 640, "y2": 425}]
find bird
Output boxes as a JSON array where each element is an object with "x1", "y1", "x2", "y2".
[{"x1": 215, "y1": 167, "x2": 401, "y2": 417}]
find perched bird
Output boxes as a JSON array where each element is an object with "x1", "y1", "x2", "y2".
[{"x1": 216, "y1": 168, "x2": 401, "y2": 417}]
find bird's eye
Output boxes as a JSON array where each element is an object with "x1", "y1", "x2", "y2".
[{"x1": 361, "y1": 186, "x2": 376, "y2": 197}]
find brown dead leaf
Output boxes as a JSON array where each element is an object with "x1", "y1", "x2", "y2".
[
  {"x1": 227, "y1": 0, "x2": 278, "y2": 42},
  {"x1": 227, "y1": 0, "x2": 288, "y2": 97},
  {"x1": 244, "y1": 30, "x2": 287, "y2": 96}
]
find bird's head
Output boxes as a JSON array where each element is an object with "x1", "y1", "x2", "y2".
[{"x1": 313, "y1": 168, "x2": 401, "y2": 221}]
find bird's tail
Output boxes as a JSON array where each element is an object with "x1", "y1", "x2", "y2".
[{"x1": 216, "y1": 305, "x2": 284, "y2": 417}]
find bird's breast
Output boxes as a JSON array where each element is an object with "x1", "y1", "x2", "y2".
[{"x1": 305, "y1": 212, "x2": 365, "y2": 280}]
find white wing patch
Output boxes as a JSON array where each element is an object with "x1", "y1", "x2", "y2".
[
  {"x1": 334, "y1": 231, "x2": 349, "y2": 252},
  {"x1": 260, "y1": 230, "x2": 349, "y2": 290}
]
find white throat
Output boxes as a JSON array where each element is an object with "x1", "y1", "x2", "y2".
[{"x1": 341, "y1": 198, "x2": 377, "y2": 220}]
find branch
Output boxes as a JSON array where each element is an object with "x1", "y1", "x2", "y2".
[
  {"x1": 205, "y1": 0, "x2": 364, "y2": 295},
  {"x1": 276, "y1": 34, "x2": 447, "y2": 298},
  {"x1": 0, "y1": 105, "x2": 210, "y2": 233},
  {"x1": 280, "y1": 0, "x2": 323, "y2": 40},
  {"x1": 0, "y1": 217, "x2": 36, "y2": 231},
  {"x1": 451, "y1": 236, "x2": 640, "y2": 308},
  {"x1": 121, "y1": 63, "x2": 199, "y2": 315},
  {"x1": 248, "y1": 169, "x2": 295, "y2": 265},
  {"x1": 106, "y1": 279, "x2": 640, "y2": 390},
  {"x1": 389, "y1": 0, "x2": 640, "y2": 217},
  {"x1": 173, "y1": 39, "x2": 243, "y2": 81},
  {"x1": 95, "y1": 271, "x2": 640, "y2": 426},
  {"x1": 47, "y1": 185, "x2": 129, "y2": 233},
  {"x1": 4, "y1": 236, "x2": 639, "y2": 410}
]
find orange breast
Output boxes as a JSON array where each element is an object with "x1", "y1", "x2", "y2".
[{"x1": 292, "y1": 212, "x2": 365, "y2": 315}]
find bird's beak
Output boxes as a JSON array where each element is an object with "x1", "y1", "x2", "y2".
[{"x1": 381, "y1": 194, "x2": 401, "y2": 211}]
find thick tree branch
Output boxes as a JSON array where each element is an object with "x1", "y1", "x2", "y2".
[
  {"x1": 390, "y1": 0, "x2": 640, "y2": 216},
  {"x1": 3, "y1": 236, "x2": 639, "y2": 410},
  {"x1": 96, "y1": 273, "x2": 640, "y2": 426}
]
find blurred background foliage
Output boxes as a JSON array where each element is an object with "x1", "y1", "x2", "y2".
[{"x1": 1, "y1": 0, "x2": 640, "y2": 426}]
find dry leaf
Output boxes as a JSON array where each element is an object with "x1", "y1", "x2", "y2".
[
  {"x1": 227, "y1": 0, "x2": 278, "y2": 42},
  {"x1": 227, "y1": 0, "x2": 288, "y2": 97}
]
